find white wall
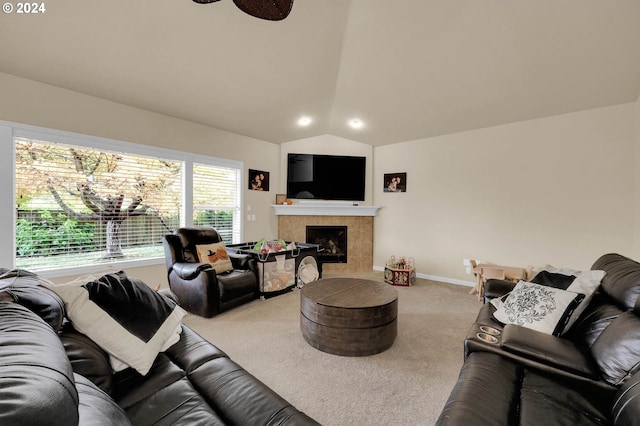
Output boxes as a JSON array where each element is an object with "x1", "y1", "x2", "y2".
[
  {"x1": 373, "y1": 103, "x2": 637, "y2": 283},
  {"x1": 0, "y1": 72, "x2": 280, "y2": 285}
]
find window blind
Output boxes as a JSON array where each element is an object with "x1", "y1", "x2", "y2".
[
  {"x1": 192, "y1": 162, "x2": 241, "y2": 244},
  {"x1": 15, "y1": 137, "x2": 182, "y2": 270}
]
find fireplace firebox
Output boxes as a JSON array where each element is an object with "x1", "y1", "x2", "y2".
[{"x1": 306, "y1": 226, "x2": 347, "y2": 263}]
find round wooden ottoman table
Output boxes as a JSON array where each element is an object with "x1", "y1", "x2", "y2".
[{"x1": 300, "y1": 278, "x2": 398, "y2": 357}]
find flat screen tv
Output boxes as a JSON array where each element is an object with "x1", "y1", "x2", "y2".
[{"x1": 286, "y1": 153, "x2": 366, "y2": 201}]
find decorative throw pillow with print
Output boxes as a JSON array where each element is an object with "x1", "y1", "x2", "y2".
[
  {"x1": 493, "y1": 280, "x2": 584, "y2": 336},
  {"x1": 195, "y1": 242, "x2": 233, "y2": 273},
  {"x1": 491, "y1": 266, "x2": 605, "y2": 335}
]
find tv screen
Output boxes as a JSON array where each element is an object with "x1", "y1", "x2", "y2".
[{"x1": 286, "y1": 153, "x2": 366, "y2": 201}]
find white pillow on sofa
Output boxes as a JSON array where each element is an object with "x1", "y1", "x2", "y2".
[
  {"x1": 493, "y1": 281, "x2": 584, "y2": 335},
  {"x1": 531, "y1": 266, "x2": 605, "y2": 333},
  {"x1": 46, "y1": 271, "x2": 185, "y2": 375},
  {"x1": 491, "y1": 267, "x2": 605, "y2": 335}
]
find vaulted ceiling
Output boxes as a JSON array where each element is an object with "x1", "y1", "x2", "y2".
[{"x1": 1, "y1": 0, "x2": 639, "y2": 146}]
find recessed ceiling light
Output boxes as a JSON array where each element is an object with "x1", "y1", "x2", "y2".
[
  {"x1": 349, "y1": 119, "x2": 364, "y2": 129},
  {"x1": 298, "y1": 116, "x2": 312, "y2": 126}
]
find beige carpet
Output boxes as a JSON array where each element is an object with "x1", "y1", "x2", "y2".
[{"x1": 183, "y1": 274, "x2": 480, "y2": 425}]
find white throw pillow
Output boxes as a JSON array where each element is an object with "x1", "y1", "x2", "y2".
[
  {"x1": 45, "y1": 271, "x2": 185, "y2": 375},
  {"x1": 493, "y1": 281, "x2": 584, "y2": 335},
  {"x1": 531, "y1": 266, "x2": 605, "y2": 333},
  {"x1": 491, "y1": 267, "x2": 605, "y2": 335}
]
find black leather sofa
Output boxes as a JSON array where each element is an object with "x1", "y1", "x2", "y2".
[
  {"x1": 436, "y1": 253, "x2": 640, "y2": 425},
  {"x1": 0, "y1": 269, "x2": 319, "y2": 425}
]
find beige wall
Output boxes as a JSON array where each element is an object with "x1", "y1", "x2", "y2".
[
  {"x1": 373, "y1": 103, "x2": 636, "y2": 284},
  {"x1": 635, "y1": 94, "x2": 640, "y2": 258},
  {"x1": 2, "y1": 72, "x2": 638, "y2": 287},
  {"x1": 0, "y1": 72, "x2": 280, "y2": 285}
]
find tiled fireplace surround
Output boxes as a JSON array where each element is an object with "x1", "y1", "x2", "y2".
[{"x1": 275, "y1": 205, "x2": 379, "y2": 274}]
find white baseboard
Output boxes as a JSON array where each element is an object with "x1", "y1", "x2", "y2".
[{"x1": 373, "y1": 265, "x2": 475, "y2": 288}]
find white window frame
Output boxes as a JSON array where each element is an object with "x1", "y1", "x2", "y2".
[
  {"x1": 0, "y1": 121, "x2": 244, "y2": 278},
  {"x1": 191, "y1": 156, "x2": 243, "y2": 243}
]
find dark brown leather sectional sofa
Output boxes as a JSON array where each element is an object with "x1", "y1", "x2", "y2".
[
  {"x1": 436, "y1": 253, "x2": 640, "y2": 425},
  {"x1": 0, "y1": 269, "x2": 319, "y2": 425}
]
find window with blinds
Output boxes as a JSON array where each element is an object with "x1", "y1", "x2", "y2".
[
  {"x1": 15, "y1": 137, "x2": 182, "y2": 270},
  {"x1": 192, "y1": 162, "x2": 241, "y2": 244},
  {"x1": 13, "y1": 135, "x2": 243, "y2": 272}
]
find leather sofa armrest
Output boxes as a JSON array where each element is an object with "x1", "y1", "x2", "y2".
[
  {"x1": 229, "y1": 252, "x2": 252, "y2": 270},
  {"x1": 0, "y1": 303, "x2": 79, "y2": 425},
  {"x1": 612, "y1": 369, "x2": 640, "y2": 426},
  {"x1": 484, "y1": 279, "x2": 517, "y2": 301},
  {"x1": 228, "y1": 253, "x2": 258, "y2": 277},
  {"x1": 172, "y1": 262, "x2": 213, "y2": 280},
  {"x1": 165, "y1": 325, "x2": 228, "y2": 373},
  {"x1": 500, "y1": 324, "x2": 600, "y2": 378}
]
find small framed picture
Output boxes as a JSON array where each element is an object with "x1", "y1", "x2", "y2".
[
  {"x1": 275, "y1": 193, "x2": 287, "y2": 204},
  {"x1": 383, "y1": 172, "x2": 407, "y2": 192},
  {"x1": 249, "y1": 169, "x2": 269, "y2": 191}
]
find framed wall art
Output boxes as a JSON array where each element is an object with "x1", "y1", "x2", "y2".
[
  {"x1": 249, "y1": 169, "x2": 269, "y2": 191},
  {"x1": 383, "y1": 172, "x2": 407, "y2": 192}
]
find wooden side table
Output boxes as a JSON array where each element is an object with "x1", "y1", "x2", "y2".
[{"x1": 469, "y1": 261, "x2": 530, "y2": 301}]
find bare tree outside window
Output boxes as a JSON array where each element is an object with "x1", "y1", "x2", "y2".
[{"x1": 15, "y1": 139, "x2": 181, "y2": 264}]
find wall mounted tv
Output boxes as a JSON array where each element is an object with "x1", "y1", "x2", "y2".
[{"x1": 286, "y1": 153, "x2": 366, "y2": 201}]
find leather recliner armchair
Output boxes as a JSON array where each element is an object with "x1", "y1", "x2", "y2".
[{"x1": 163, "y1": 227, "x2": 259, "y2": 317}]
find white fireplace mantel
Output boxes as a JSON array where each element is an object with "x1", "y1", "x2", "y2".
[{"x1": 272, "y1": 203, "x2": 381, "y2": 217}]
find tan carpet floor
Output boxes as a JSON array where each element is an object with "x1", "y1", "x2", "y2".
[{"x1": 183, "y1": 273, "x2": 480, "y2": 426}]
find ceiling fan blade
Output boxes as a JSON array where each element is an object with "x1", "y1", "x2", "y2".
[{"x1": 232, "y1": 0, "x2": 294, "y2": 21}]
